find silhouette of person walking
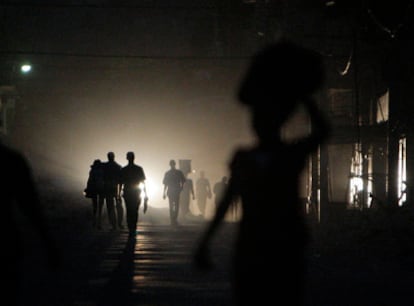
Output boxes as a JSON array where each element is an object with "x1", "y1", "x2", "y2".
[
  {"x1": 195, "y1": 170, "x2": 212, "y2": 218},
  {"x1": 162, "y1": 159, "x2": 186, "y2": 226},
  {"x1": 180, "y1": 169, "x2": 196, "y2": 221},
  {"x1": 0, "y1": 141, "x2": 60, "y2": 305},
  {"x1": 84, "y1": 159, "x2": 105, "y2": 228},
  {"x1": 212, "y1": 175, "x2": 228, "y2": 212},
  {"x1": 120, "y1": 151, "x2": 148, "y2": 237},
  {"x1": 193, "y1": 39, "x2": 330, "y2": 306},
  {"x1": 103, "y1": 151, "x2": 123, "y2": 230}
]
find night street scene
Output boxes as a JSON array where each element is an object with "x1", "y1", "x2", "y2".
[{"x1": 2, "y1": 1, "x2": 414, "y2": 305}]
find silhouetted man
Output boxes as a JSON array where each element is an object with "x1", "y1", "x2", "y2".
[
  {"x1": 194, "y1": 39, "x2": 331, "y2": 306},
  {"x1": 103, "y1": 151, "x2": 122, "y2": 230},
  {"x1": 120, "y1": 151, "x2": 148, "y2": 237},
  {"x1": 163, "y1": 159, "x2": 186, "y2": 226}
]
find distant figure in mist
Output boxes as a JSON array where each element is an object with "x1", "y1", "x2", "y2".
[
  {"x1": 103, "y1": 152, "x2": 123, "y2": 231},
  {"x1": 213, "y1": 176, "x2": 239, "y2": 220},
  {"x1": 162, "y1": 159, "x2": 186, "y2": 226},
  {"x1": 120, "y1": 151, "x2": 148, "y2": 238},
  {"x1": 212, "y1": 176, "x2": 228, "y2": 212},
  {"x1": 195, "y1": 170, "x2": 212, "y2": 218},
  {"x1": 213, "y1": 176, "x2": 239, "y2": 221},
  {"x1": 180, "y1": 171, "x2": 195, "y2": 221},
  {"x1": 84, "y1": 159, "x2": 105, "y2": 228},
  {"x1": 0, "y1": 141, "x2": 60, "y2": 305},
  {"x1": 193, "y1": 39, "x2": 330, "y2": 305}
]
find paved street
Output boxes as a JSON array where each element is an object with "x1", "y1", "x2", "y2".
[
  {"x1": 18, "y1": 210, "x2": 235, "y2": 306},
  {"x1": 16, "y1": 199, "x2": 414, "y2": 306}
]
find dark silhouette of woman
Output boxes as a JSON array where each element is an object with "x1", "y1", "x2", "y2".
[
  {"x1": 194, "y1": 39, "x2": 330, "y2": 306},
  {"x1": 85, "y1": 159, "x2": 105, "y2": 228}
]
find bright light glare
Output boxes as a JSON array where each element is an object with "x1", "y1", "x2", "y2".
[
  {"x1": 139, "y1": 178, "x2": 163, "y2": 206},
  {"x1": 350, "y1": 177, "x2": 363, "y2": 191},
  {"x1": 349, "y1": 176, "x2": 363, "y2": 207},
  {"x1": 20, "y1": 64, "x2": 32, "y2": 73}
]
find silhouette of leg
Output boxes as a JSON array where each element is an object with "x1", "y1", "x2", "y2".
[
  {"x1": 106, "y1": 197, "x2": 117, "y2": 230},
  {"x1": 125, "y1": 196, "x2": 138, "y2": 236},
  {"x1": 168, "y1": 196, "x2": 179, "y2": 226},
  {"x1": 97, "y1": 196, "x2": 104, "y2": 229},
  {"x1": 168, "y1": 198, "x2": 175, "y2": 225},
  {"x1": 198, "y1": 197, "x2": 207, "y2": 218},
  {"x1": 172, "y1": 199, "x2": 179, "y2": 226},
  {"x1": 116, "y1": 198, "x2": 124, "y2": 228},
  {"x1": 92, "y1": 197, "x2": 98, "y2": 227}
]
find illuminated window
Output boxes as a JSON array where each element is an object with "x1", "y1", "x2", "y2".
[
  {"x1": 398, "y1": 137, "x2": 407, "y2": 206},
  {"x1": 349, "y1": 143, "x2": 363, "y2": 208},
  {"x1": 376, "y1": 89, "x2": 389, "y2": 123}
]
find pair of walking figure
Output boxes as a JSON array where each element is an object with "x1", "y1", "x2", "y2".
[{"x1": 85, "y1": 151, "x2": 148, "y2": 236}]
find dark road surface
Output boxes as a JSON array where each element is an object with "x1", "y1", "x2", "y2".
[
  {"x1": 16, "y1": 196, "x2": 414, "y2": 306},
  {"x1": 19, "y1": 216, "x2": 234, "y2": 306}
]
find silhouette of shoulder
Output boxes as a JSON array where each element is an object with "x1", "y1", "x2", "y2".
[{"x1": 121, "y1": 163, "x2": 146, "y2": 187}]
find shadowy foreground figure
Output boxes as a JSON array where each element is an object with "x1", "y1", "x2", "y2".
[
  {"x1": 193, "y1": 39, "x2": 330, "y2": 305},
  {"x1": 0, "y1": 140, "x2": 60, "y2": 305}
]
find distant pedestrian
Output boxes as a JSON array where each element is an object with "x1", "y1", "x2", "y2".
[
  {"x1": 213, "y1": 176, "x2": 239, "y2": 221},
  {"x1": 180, "y1": 170, "x2": 196, "y2": 221},
  {"x1": 162, "y1": 159, "x2": 186, "y2": 226},
  {"x1": 84, "y1": 159, "x2": 105, "y2": 228},
  {"x1": 194, "y1": 39, "x2": 331, "y2": 305},
  {"x1": 103, "y1": 152, "x2": 123, "y2": 230},
  {"x1": 0, "y1": 141, "x2": 60, "y2": 305},
  {"x1": 120, "y1": 151, "x2": 148, "y2": 237},
  {"x1": 212, "y1": 176, "x2": 228, "y2": 212},
  {"x1": 195, "y1": 170, "x2": 212, "y2": 218}
]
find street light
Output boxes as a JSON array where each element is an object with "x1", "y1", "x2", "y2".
[{"x1": 20, "y1": 63, "x2": 32, "y2": 74}]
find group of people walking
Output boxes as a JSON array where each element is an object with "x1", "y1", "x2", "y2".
[
  {"x1": 84, "y1": 151, "x2": 148, "y2": 237},
  {"x1": 161, "y1": 160, "x2": 237, "y2": 226},
  {"x1": 86, "y1": 154, "x2": 234, "y2": 231}
]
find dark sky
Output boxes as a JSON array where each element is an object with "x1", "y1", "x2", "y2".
[{"x1": 1, "y1": 1, "x2": 260, "y2": 204}]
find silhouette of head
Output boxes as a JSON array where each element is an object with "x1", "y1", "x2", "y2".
[
  {"x1": 107, "y1": 152, "x2": 115, "y2": 161},
  {"x1": 237, "y1": 39, "x2": 324, "y2": 142},
  {"x1": 92, "y1": 159, "x2": 101, "y2": 167},
  {"x1": 238, "y1": 39, "x2": 324, "y2": 107},
  {"x1": 169, "y1": 159, "x2": 176, "y2": 168},
  {"x1": 126, "y1": 151, "x2": 134, "y2": 162}
]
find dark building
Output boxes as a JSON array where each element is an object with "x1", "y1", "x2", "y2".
[{"x1": 206, "y1": 0, "x2": 414, "y2": 221}]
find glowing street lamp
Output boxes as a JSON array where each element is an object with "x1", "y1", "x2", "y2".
[{"x1": 20, "y1": 63, "x2": 32, "y2": 74}]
